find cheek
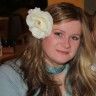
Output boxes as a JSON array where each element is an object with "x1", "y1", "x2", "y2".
[
  {"x1": 42, "y1": 38, "x2": 53, "y2": 53},
  {"x1": 42, "y1": 36, "x2": 57, "y2": 58},
  {"x1": 42, "y1": 35, "x2": 56, "y2": 49},
  {"x1": 72, "y1": 42, "x2": 80, "y2": 54}
]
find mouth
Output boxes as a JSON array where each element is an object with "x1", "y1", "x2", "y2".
[{"x1": 56, "y1": 49, "x2": 69, "y2": 55}]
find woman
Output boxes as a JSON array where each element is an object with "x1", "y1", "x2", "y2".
[{"x1": 0, "y1": 2, "x2": 96, "y2": 96}]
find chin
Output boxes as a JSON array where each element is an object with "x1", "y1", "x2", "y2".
[
  {"x1": 55, "y1": 60, "x2": 69, "y2": 65},
  {"x1": 55, "y1": 58, "x2": 72, "y2": 65}
]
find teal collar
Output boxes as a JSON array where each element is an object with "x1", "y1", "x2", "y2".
[{"x1": 46, "y1": 64, "x2": 69, "y2": 75}]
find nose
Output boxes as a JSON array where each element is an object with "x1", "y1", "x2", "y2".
[{"x1": 61, "y1": 38, "x2": 71, "y2": 49}]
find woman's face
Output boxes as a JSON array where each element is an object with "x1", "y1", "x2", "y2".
[{"x1": 42, "y1": 20, "x2": 82, "y2": 66}]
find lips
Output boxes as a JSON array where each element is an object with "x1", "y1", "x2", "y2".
[{"x1": 56, "y1": 49, "x2": 69, "y2": 55}]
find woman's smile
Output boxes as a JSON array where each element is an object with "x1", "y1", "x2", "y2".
[{"x1": 56, "y1": 49, "x2": 69, "y2": 55}]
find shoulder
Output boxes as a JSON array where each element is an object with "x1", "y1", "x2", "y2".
[
  {"x1": 0, "y1": 59, "x2": 23, "y2": 82},
  {"x1": 0, "y1": 60, "x2": 28, "y2": 96}
]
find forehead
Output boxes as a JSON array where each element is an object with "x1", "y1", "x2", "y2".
[{"x1": 53, "y1": 20, "x2": 82, "y2": 34}]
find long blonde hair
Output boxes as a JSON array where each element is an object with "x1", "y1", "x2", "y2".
[
  {"x1": 21, "y1": 2, "x2": 96, "y2": 96},
  {"x1": 92, "y1": 11, "x2": 96, "y2": 48}
]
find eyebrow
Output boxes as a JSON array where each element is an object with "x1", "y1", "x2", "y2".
[
  {"x1": 53, "y1": 29, "x2": 65, "y2": 33},
  {"x1": 53, "y1": 29, "x2": 81, "y2": 35},
  {"x1": 72, "y1": 34, "x2": 81, "y2": 36}
]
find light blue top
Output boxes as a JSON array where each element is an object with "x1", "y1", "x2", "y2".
[
  {"x1": 0, "y1": 60, "x2": 72, "y2": 96},
  {"x1": 0, "y1": 60, "x2": 28, "y2": 96}
]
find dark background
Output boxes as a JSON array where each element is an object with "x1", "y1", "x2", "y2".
[
  {"x1": 85, "y1": 0, "x2": 96, "y2": 15},
  {"x1": 0, "y1": 0, "x2": 48, "y2": 47},
  {"x1": 0, "y1": 0, "x2": 48, "y2": 16}
]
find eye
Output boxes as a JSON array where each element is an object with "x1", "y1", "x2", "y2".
[
  {"x1": 71, "y1": 36, "x2": 80, "y2": 40},
  {"x1": 54, "y1": 32, "x2": 63, "y2": 37}
]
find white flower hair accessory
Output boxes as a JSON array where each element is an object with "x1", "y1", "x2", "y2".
[
  {"x1": 26, "y1": 7, "x2": 53, "y2": 39},
  {"x1": 90, "y1": 64, "x2": 96, "y2": 72}
]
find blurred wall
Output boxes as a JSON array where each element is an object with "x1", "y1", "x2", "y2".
[{"x1": 48, "y1": 0, "x2": 84, "y2": 8}]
